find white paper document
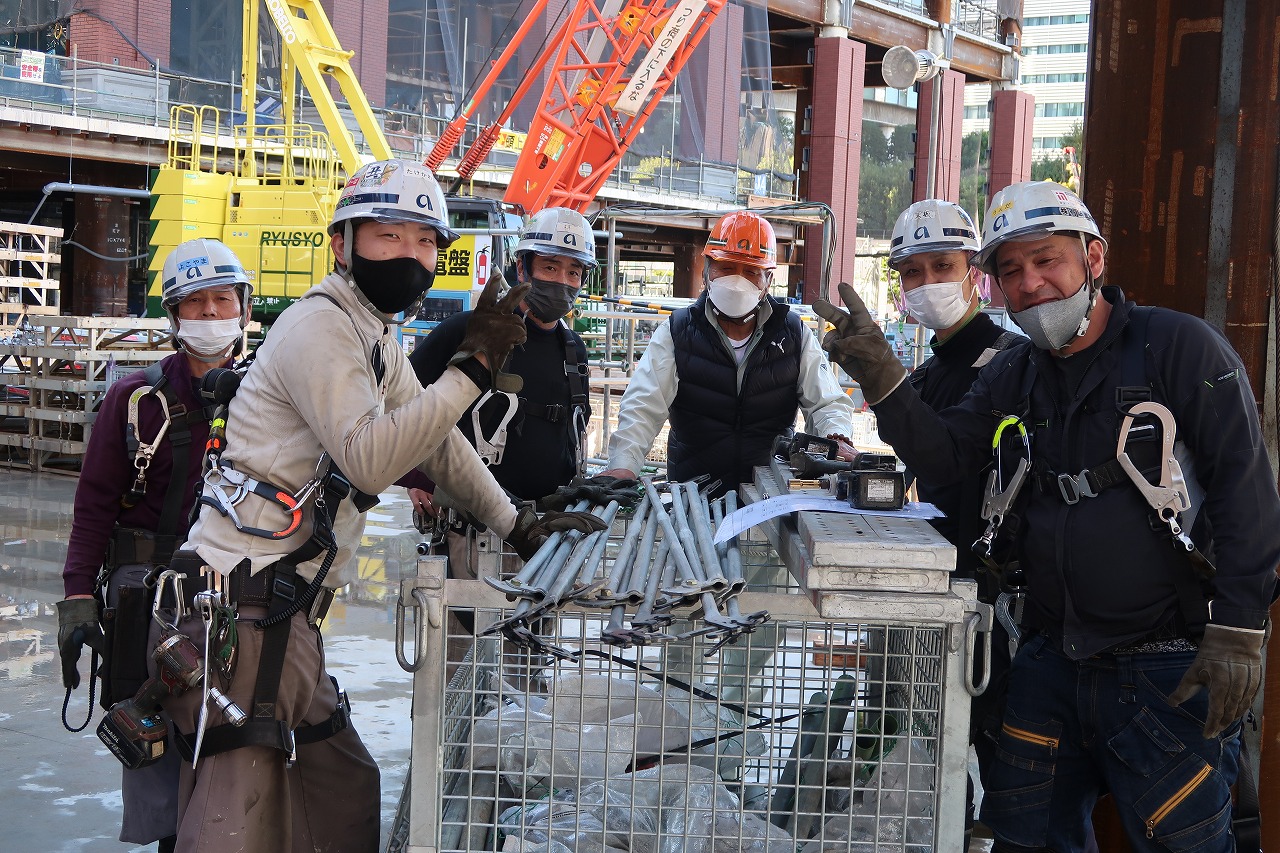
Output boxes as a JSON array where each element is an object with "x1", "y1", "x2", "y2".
[{"x1": 713, "y1": 495, "x2": 944, "y2": 543}]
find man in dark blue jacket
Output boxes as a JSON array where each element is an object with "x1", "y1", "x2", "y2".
[{"x1": 815, "y1": 181, "x2": 1279, "y2": 853}]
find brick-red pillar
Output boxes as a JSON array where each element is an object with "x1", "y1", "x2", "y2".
[
  {"x1": 912, "y1": 68, "x2": 964, "y2": 202},
  {"x1": 673, "y1": 243, "x2": 704, "y2": 298},
  {"x1": 800, "y1": 37, "x2": 864, "y2": 305},
  {"x1": 984, "y1": 88, "x2": 1034, "y2": 308},
  {"x1": 326, "y1": 0, "x2": 389, "y2": 108},
  {"x1": 677, "y1": 3, "x2": 743, "y2": 164},
  {"x1": 988, "y1": 88, "x2": 1034, "y2": 198}
]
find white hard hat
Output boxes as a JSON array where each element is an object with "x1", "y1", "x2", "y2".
[
  {"x1": 973, "y1": 181, "x2": 1106, "y2": 274},
  {"x1": 516, "y1": 207, "x2": 598, "y2": 268},
  {"x1": 161, "y1": 238, "x2": 253, "y2": 310},
  {"x1": 329, "y1": 159, "x2": 459, "y2": 247},
  {"x1": 889, "y1": 200, "x2": 980, "y2": 267}
]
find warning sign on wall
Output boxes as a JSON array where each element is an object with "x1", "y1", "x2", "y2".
[{"x1": 20, "y1": 50, "x2": 46, "y2": 82}]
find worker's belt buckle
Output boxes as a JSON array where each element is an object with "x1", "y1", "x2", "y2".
[
  {"x1": 543, "y1": 403, "x2": 565, "y2": 422},
  {"x1": 272, "y1": 575, "x2": 297, "y2": 605},
  {"x1": 1057, "y1": 470, "x2": 1098, "y2": 505},
  {"x1": 308, "y1": 588, "x2": 335, "y2": 627},
  {"x1": 280, "y1": 722, "x2": 297, "y2": 768}
]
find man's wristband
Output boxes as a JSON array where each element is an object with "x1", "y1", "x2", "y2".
[{"x1": 449, "y1": 354, "x2": 492, "y2": 392}]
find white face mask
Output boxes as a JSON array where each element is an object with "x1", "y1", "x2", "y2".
[
  {"x1": 177, "y1": 318, "x2": 242, "y2": 359},
  {"x1": 902, "y1": 273, "x2": 974, "y2": 330},
  {"x1": 707, "y1": 275, "x2": 763, "y2": 319}
]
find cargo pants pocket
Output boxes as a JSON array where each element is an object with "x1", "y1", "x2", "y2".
[{"x1": 979, "y1": 707, "x2": 1063, "y2": 849}]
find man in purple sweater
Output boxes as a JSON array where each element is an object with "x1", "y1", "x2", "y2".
[{"x1": 56, "y1": 238, "x2": 253, "y2": 852}]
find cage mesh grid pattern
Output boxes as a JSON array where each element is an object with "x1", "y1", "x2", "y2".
[{"x1": 433, "y1": 604, "x2": 946, "y2": 852}]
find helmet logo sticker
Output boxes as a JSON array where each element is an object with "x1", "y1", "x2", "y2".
[
  {"x1": 415, "y1": 193, "x2": 435, "y2": 211},
  {"x1": 736, "y1": 238, "x2": 751, "y2": 250},
  {"x1": 992, "y1": 213, "x2": 1010, "y2": 232},
  {"x1": 562, "y1": 233, "x2": 578, "y2": 246},
  {"x1": 178, "y1": 256, "x2": 210, "y2": 279},
  {"x1": 913, "y1": 226, "x2": 930, "y2": 240}
]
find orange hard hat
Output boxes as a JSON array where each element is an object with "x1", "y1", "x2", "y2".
[{"x1": 703, "y1": 211, "x2": 777, "y2": 269}]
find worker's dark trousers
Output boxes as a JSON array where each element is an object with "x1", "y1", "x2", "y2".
[
  {"x1": 981, "y1": 633, "x2": 1241, "y2": 852},
  {"x1": 162, "y1": 606, "x2": 380, "y2": 853}
]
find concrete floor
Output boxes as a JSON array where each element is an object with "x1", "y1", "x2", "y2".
[{"x1": 0, "y1": 467, "x2": 419, "y2": 852}]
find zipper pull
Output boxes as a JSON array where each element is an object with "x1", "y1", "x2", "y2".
[{"x1": 1146, "y1": 821, "x2": 1155, "y2": 839}]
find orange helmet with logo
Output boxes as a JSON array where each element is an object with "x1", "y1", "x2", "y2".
[{"x1": 703, "y1": 211, "x2": 777, "y2": 270}]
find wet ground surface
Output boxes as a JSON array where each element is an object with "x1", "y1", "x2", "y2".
[
  {"x1": 1, "y1": 467, "x2": 995, "y2": 852},
  {"x1": 0, "y1": 468, "x2": 419, "y2": 852}
]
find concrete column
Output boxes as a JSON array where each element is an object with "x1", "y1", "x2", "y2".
[
  {"x1": 988, "y1": 88, "x2": 1034, "y2": 198},
  {"x1": 912, "y1": 68, "x2": 965, "y2": 202},
  {"x1": 673, "y1": 244, "x2": 704, "y2": 299},
  {"x1": 799, "y1": 36, "x2": 864, "y2": 305},
  {"x1": 677, "y1": 3, "x2": 744, "y2": 165}
]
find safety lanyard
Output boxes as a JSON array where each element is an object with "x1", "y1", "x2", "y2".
[{"x1": 973, "y1": 415, "x2": 1031, "y2": 564}]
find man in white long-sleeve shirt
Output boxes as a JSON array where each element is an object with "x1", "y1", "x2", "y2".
[
  {"x1": 601, "y1": 210, "x2": 855, "y2": 496},
  {"x1": 160, "y1": 159, "x2": 603, "y2": 852}
]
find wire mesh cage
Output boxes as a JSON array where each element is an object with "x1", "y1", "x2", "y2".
[{"x1": 389, "y1": 530, "x2": 975, "y2": 852}]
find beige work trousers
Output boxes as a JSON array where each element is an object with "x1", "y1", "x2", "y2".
[{"x1": 162, "y1": 606, "x2": 380, "y2": 853}]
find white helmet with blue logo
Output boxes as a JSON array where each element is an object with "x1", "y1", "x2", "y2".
[
  {"x1": 160, "y1": 238, "x2": 253, "y2": 329},
  {"x1": 329, "y1": 159, "x2": 460, "y2": 253},
  {"x1": 516, "y1": 207, "x2": 598, "y2": 269},
  {"x1": 973, "y1": 181, "x2": 1106, "y2": 274},
  {"x1": 889, "y1": 200, "x2": 980, "y2": 267}
]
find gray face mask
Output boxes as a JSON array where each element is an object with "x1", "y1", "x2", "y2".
[{"x1": 1010, "y1": 279, "x2": 1094, "y2": 351}]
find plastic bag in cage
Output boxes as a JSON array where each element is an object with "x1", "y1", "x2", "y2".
[
  {"x1": 468, "y1": 675, "x2": 691, "y2": 796},
  {"x1": 498, "y1": 764, "x2": 795, "y2": 853},
  {"x1": 798, "y1": 738, "x2": 936, "y2": 851},
  {"x1": 469, "y1": 674, "x2": 769, "y2": 797}
]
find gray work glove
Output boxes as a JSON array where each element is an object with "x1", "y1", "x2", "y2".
[
  {"x1": 813, "y1": 282, "x2": 907, "y2": 405},
  {"x1": 57, "y1": 597, "x2": 104, "y2": 690},
  {"x1": 539, "y1": 475, "x2": 642, "y2": 511},
  {"x1": 449, "y1": 272, "x2": 531, "y2": 389},
  {"x1": 1168, "y1": 623, "x2": 1267, "y2": 738},
  {"x1": 506, "y1": 504, "x2": 609, "y2": 562}
]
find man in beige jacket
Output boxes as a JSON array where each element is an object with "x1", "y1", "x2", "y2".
[{"x1": 159, "y1": 159, "x2": 602, "y2": 852}]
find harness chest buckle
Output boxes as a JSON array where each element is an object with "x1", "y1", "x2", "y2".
[{"x1": 1056, "y1": 470, "x2": 1097, "y2": 505}]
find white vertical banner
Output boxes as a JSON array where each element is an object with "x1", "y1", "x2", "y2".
[
  {"x1": 614, "y1": 0, "x2": 707, "y2": 117},
  {"x1": 19, "y1": 50, "x2": 45, "y2": 82}
]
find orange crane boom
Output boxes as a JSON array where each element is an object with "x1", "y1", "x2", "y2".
[{"x1": 428, "y1": 0, "x2": 727, "y2": 212}]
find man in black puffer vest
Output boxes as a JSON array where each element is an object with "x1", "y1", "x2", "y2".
[{"x1": 602, "y1": 211, "x2": 856, "y2": 497}]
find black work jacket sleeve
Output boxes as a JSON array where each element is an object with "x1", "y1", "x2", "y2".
[
  {"x1": 408, "y1": 310, "x2": 470, "y2": 387},
  {"x1": 1150, "y1": 313, "x2": 1280, "y2": 629},
  {"x1": 871, "y1": 354, "x2": 1010, "y2": 492}
]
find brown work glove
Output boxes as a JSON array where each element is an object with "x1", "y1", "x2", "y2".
[
  {"x1": 505, "y1": 504, "x2": 609, "y2": 562},
  {"x1": 812, "y1": 282, "x2": 907, "y2": 405},
  {"x1": 1168, "y1": 623, "x2": 1267, "y2": 738},
  {"x1": 449, "y1": 272, "x2": 531, "y2": 389}
]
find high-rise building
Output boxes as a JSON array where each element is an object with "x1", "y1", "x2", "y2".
[{"x1": 963, "y1": 0, "x2": 1089, "y2": 159}]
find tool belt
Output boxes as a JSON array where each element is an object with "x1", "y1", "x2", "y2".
[
  {"x1": 168, "y1": 551, "x2": 335, "y2": 627},
  {"x1": 175, "y1": 677, "x2": 351, "y2": 764}
]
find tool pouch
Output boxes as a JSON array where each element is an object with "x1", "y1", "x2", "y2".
[{"x1": 98, "y1": 583, "x2": 153, "y2": 710}]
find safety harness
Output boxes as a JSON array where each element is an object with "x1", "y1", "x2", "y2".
[
  {"x1": 975, "y1": 307, "x2": 1215, "y2": 628},
  {"x1": 472, "y1": 321, "x2": 590, "y2": 467},
  {"x1": 175, "y1": 292, "x2": 381, "y2": 762},
  {"x1": 114, "y1": 361, "x2": 213, "y2": 569}
]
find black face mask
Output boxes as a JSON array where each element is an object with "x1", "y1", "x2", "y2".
[
  {"x1": 523, "y1": 278, "x2": 579, "y2": 323},
  {"x1": 349, "y1": 252, "x2": 435, "y2": 315}
]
